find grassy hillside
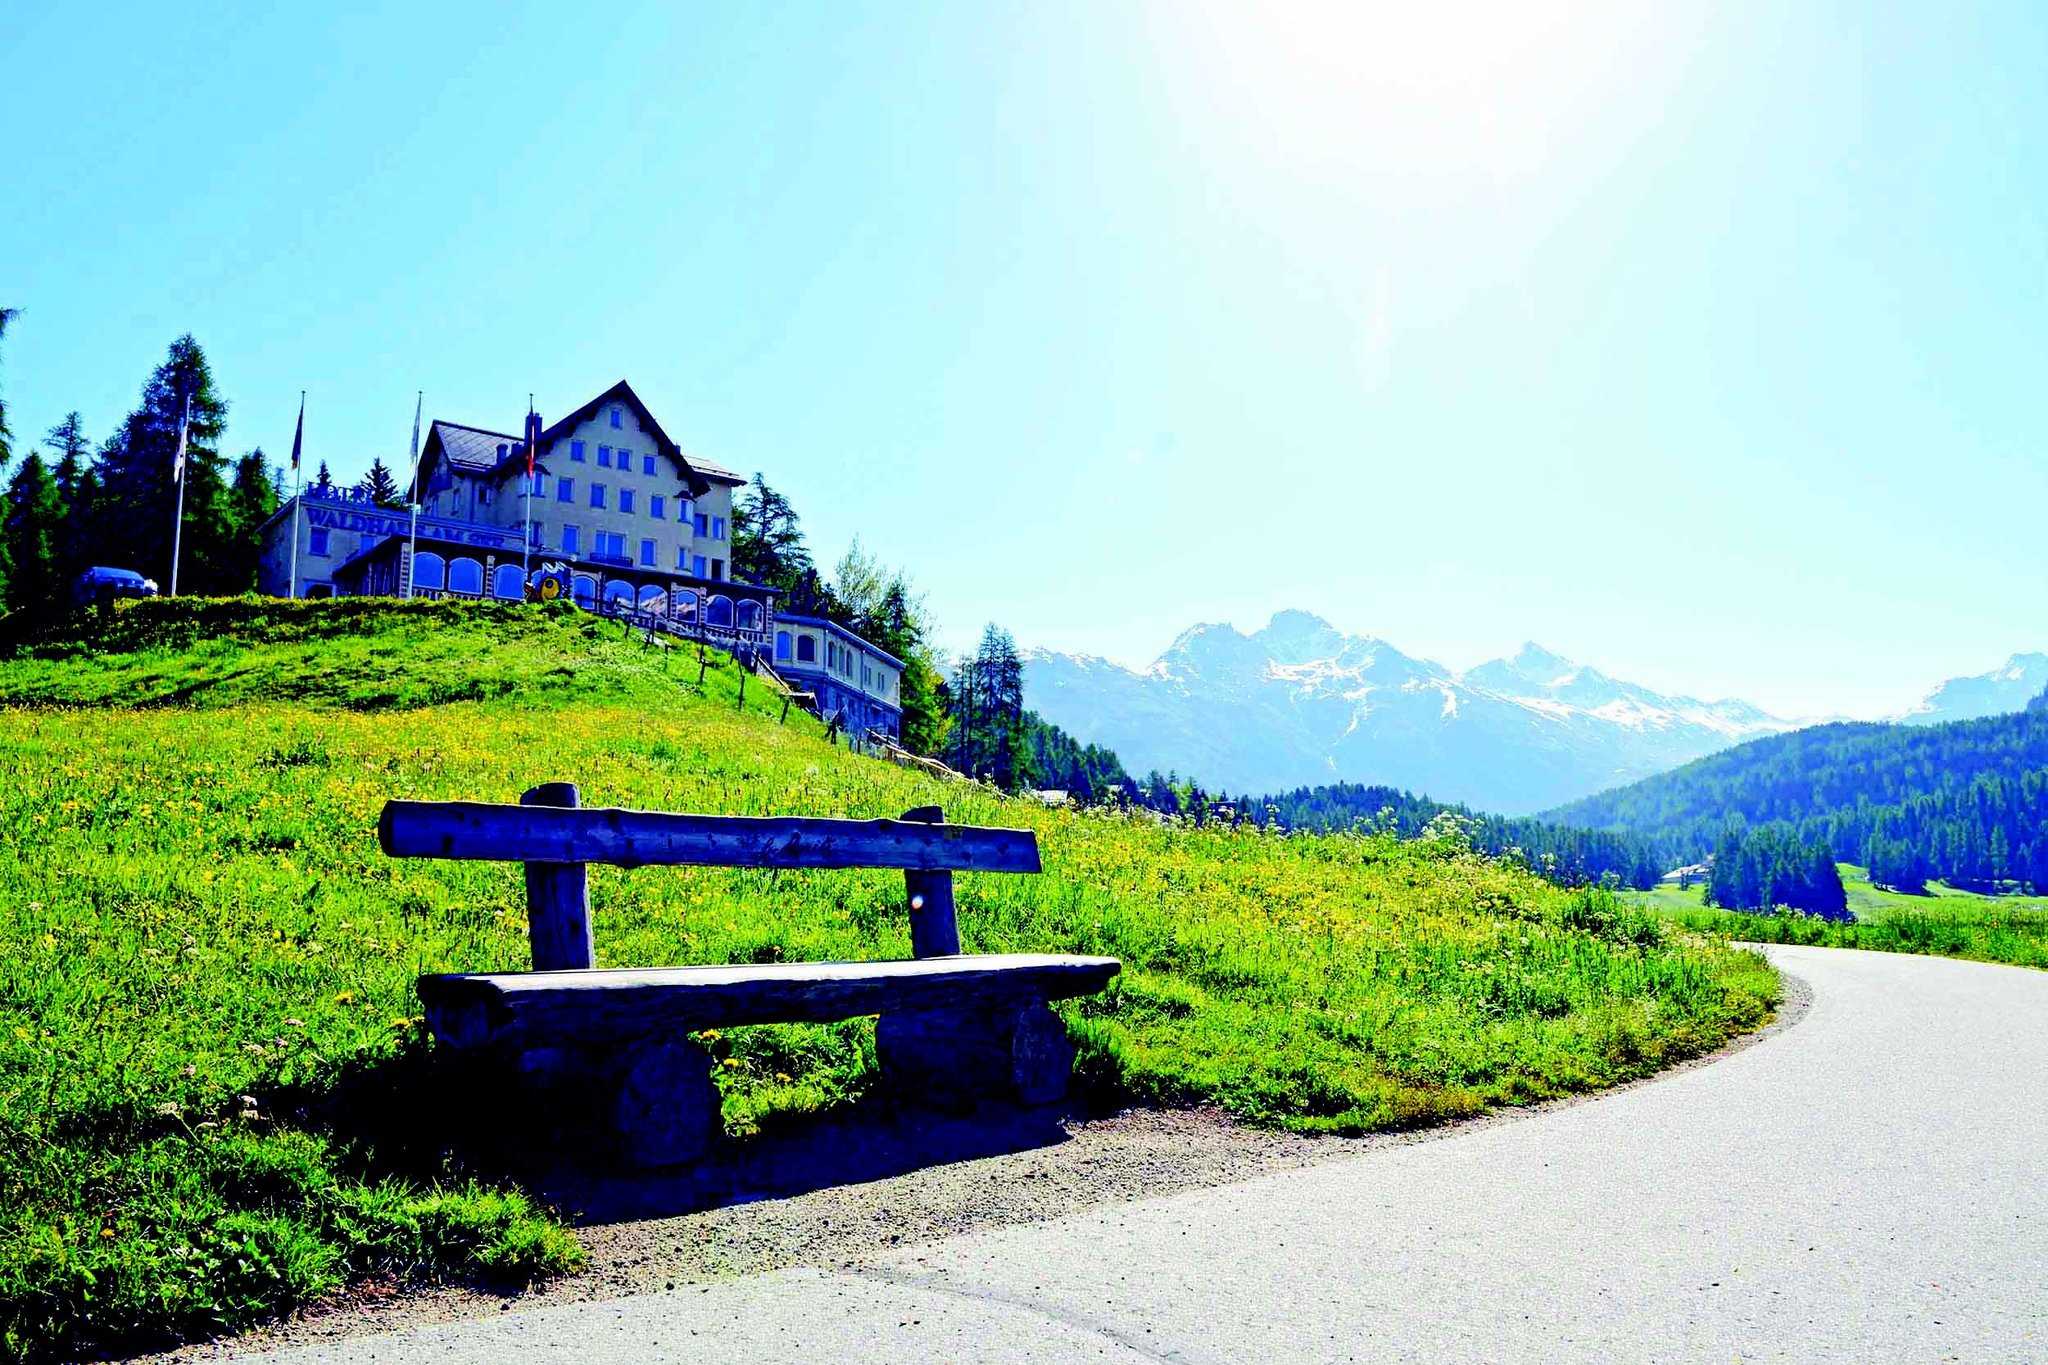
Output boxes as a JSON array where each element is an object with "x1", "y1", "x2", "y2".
[
  {"x1": 1639, "y1": 865, "x2": 2048, "y2": 970},
  {"x1": 1, "y1": 599, "x2": 1778, "y2": 1359}
]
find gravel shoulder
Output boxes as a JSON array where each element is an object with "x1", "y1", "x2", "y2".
[{"x1": 148, "y1": 967, "x2": 1811, "y2": 1362}]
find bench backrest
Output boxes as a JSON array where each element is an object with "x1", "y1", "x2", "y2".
[{"x1": 379, "y1": 782, "x2": 1040, "y2": 971}]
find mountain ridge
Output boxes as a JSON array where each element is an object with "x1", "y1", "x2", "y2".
[{"x1": 1022, "y1": 612, "x2": 1800, "y2": 813}]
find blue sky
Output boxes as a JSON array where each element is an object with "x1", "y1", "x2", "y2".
[{"x1": 5, "y1": 1, "x2": 2044, "y2": 718}]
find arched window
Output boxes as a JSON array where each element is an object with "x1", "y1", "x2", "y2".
[
  {"x1": 672, "y1": 589, "x2": 698, "y2": 622},
  {"x1": 572, "y1": 574, "x2": 597, "y2": 608},
  {"x1": 448, "y1": 557, "x2": 484, "y2": 596},
  {"x1": 412, "y1": 552, "x2": 446, "y2": 592},
  {"x1": 736, "y1": 600, "x2": 763, "y2": 632},
  {"x1": 638, "y1": 585, "x2": 667, "y2": 614},
  {"x1": 706, "y1": 595, "x2": 734, "y2": 627},
  {"x1": 492, "y1": 563, "x2": 525, "y2": 600},
  {"x1": 796, "y1": 635, "x2": 817, "y2": 664},
  {"x1": 776, "y1": 631, "x2": 792, "y2": 661},
  {"x1": 603, "y1": 579, "x2": 636, "y2": 610}
]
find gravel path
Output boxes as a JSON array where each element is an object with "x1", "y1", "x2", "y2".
[{"x1": 193, "y1": 945, "x2": 2048, "y2": 1362}]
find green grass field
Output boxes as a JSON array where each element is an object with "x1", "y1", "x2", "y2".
[
  {"x1": 1638, "y1": 865, "x2": 2048, "y2": 970},
  {"x1": 0, "y1": 599, "x2": 1779, "y2": 1359}
]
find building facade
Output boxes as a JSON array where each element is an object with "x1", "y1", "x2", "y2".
[
  {"x1": 255, "y1": 380, "x2": 903, "y2": 737},
  {"x1": 773, "y1": 612, "x2": 904, "y2": 739}
]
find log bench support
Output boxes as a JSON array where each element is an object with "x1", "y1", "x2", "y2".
[{"x1": 383, "y1": 787, "x2": 1119, "y2": 1170}]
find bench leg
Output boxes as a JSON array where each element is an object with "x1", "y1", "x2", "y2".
[
  {"x1": 612, "y1": 1038, "x2": 723, "y2": 1168},
  {"x1": 876, "y1": 998, "x2": 1075, "y2": 1107}
]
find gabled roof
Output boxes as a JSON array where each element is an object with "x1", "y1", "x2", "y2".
[
  {"x1": 411, "y1": 420, "x2": 537, "y2": 498},
  {"x1": 425, "y1": 420, "x2": 523, "y2": 471},
  {"x1": 409, "y1": 382, "x2": 733, "y2": 498},
  {"x1": 536, "y1": 380, "x2": 713, "y2": 497}
]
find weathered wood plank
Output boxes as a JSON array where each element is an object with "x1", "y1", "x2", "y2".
[
  {"x1": 520, "y1": 782, "x2": 594, "y2": 971},
  {"x1": 418, "y1": 953, "x2": 1119, "y2": 1049},
  {"x1": 381, "y1": 799, "x2": 1042, "y2": 873},
  {"x1": 899, "y1": 805, "x2": 961, "y2": 958}
]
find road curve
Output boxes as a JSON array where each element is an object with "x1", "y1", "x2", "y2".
[{"x1": 244, "y1": 946, "x2": 2047, "y2": 1363}]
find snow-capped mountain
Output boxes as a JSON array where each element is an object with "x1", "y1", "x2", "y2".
[
  {"x1": 1022, "y1": 611, "x2": 1798, "y2": 814},
  {"x1": 1895, "y1": 653, "x2": 2048, "y2": 727}
]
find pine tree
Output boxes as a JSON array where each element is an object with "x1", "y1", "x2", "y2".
[
  {"x1": 221, "y1": 450, "x2": 279, "y2": 591},
  {"x1": 357, "y1": 458, "x2": 402, "y2": 509},
  {"x1": 43, "y1": 414, "x2": 98, "y2": 587},
  {"x1": 2, "y1": 450, "x2": 64, "y2": 620},
  {"x1": 93, "y1": 335, "x2": 232, "y2": 592},
  {"x1": 1803, "y1": 843, "x2": 1848, "y2": 919},
  {"x1": 732, "y1": 474, "x2": 813, "y2": 591},
  {"x1": 0, "y1": 307, "x2": 18, "y2": 471},
  {"x1": 313, "y1": 460, "x2": 335, "y2": 494}
]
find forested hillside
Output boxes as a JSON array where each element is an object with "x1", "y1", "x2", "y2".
[
  {"x1": 1247, "y1": 781, "x2": 1666, "y2": 889},
  {"x1": 1550, "y1": 706, "x2": 2048, "y2": 893}
]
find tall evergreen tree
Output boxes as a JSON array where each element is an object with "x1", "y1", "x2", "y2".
[
  {"x1": 948, "y1": 624, "x2": 1032, "y2": 789},
  {"x1": 222, "y1": 450, "x2": 279, "y2": 591},
  {"x1": 731, "y1": 474, "x2": 813, "y2": 590},
  {"x1": 313, "y1": 459, "x2": 335, "y2": 494},
  {"x1": 0, "y1": 307, "x2": 18, "y2": 471},
  {"x1": 2, "y1": 450, "x2": 64, "y2": 620},
  {"x1": 93, "y1": 335, "x2": 232, "y2": 592},
  {"x1": 43, "y1": 413, "x2": 97, "y2": 585},
  {"x1": 357, "y1": 457, "x2": 402, "y2": 509}
]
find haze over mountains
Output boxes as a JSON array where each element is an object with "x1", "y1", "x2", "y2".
[{"x1": 1022, "y1": 612, "x2": 2047, "y2": 815}]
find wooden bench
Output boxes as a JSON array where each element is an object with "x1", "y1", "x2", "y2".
[{"x1": 379, "y1": 782, "x2": 1119, "y2": 1167}]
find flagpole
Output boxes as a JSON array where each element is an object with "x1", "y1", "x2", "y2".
[
  {"x1": 405, "y1": 391, "x2": 423, "y2": 598},
  {"x1": 169, "y1": 395, "x2": 190, "y2": 596},
  {"x1": 288, "y1": 391, "x2": 305, "y2": 598},
  {"x1": 522, "y1": 392, "x2": 534, "y2": 586}
]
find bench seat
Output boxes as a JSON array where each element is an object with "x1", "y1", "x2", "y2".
[{"x1": 420, "y1": 952, "x2": 1122, "y2": 1050}]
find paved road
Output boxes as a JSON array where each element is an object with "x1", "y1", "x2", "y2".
[{"x1": 246, "y1": 947, "x2": 2047, "y2": 1363}]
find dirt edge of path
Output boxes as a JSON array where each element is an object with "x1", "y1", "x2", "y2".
[{"x1": 147, "y1": 962, "x2": 1814, "y2": 1362}]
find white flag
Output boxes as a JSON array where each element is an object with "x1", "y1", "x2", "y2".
[{"x1": 173, "y1": 396, "x2": 190, "y2": 483}]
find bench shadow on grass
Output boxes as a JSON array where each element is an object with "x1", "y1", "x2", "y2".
[{"x1": 288, "y1": 1044, "x2": 1082, "y2": 1229}]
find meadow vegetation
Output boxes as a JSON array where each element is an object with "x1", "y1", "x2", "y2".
[
  {"x1": 0, "y1": 599, "x2": 1779, "y2": 1358},
  {"x1": 1637, "y1": 865, "x2": 2048, "y2": 970}
]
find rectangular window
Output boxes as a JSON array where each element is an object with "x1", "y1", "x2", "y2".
[
  {"x1": 619, "y1": 489, "x2": 635, "y2": 514},
  {"x1": 712, "y1": 558, "x2": 725, "y2": 580},
  {"x1": 527, "y1": 473, "x2": 544, "y2": 498},
  {"x1": 610, "y1": 407, "x2": 622, "y2": 429},
  {"x1": 675, "y1": 545, "x2": 688, "y2": 570},
  {"x1": 590, "y1": 483, "x2": 607, "y2": 509},
  {"x1": 679, "y1": 500, "x2": 693, "y2": 524},
  {"x1": 640, "y1": 538, "x2": 656, "y2": 566},
  {"x1": 597, "y1": 445, "x2": 612, "y2": 468},
  {"x1": 650, "y1": 495, "x2": 665, "y2": 521},
  {"x1": 712, "y1": 516, "x2": 726, "y2": 540},
  {"x1": 556, "y1": 477, "x2": 574, "y2": 503},
  {"x1": 570, "y1": 440, "x2": 586, "y2": 462},
  {"x1": 562, "y1": 524, "x2": 580, "y2": 554},
  {"x1": 596, "y1": 531, "x2": 626, "y2": 559},
  {"x1": 310, "y1": 527, "x2": 330, "y2": 556},
  {"x1": 642, "y1": 454, "x2": 656, "y2": 476},
  {"x1": 692, "y1": 554, "x2": 707, "y2": 577},
  {"x1": 693, "y1": 513, "x2": 709, "y2": 537}
]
